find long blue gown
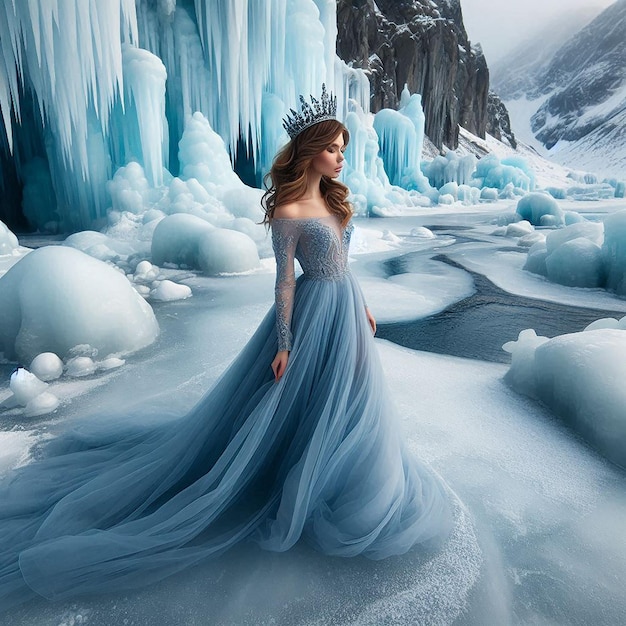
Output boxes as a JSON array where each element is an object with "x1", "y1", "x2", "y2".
[{"x1": 0, "y1": 215, "x2": 452, "y2": 610}]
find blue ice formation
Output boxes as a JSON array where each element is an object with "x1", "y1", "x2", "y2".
[
  {"x1": 503, "y1": 324, "x2": 626, "y2": 468},
  {"x1": 523, "y1": 211, "x2": 626, "y2": 296},
  {"x1": 372, "y1": 86, "x2": 430, "y2": 193},
  {"x1": 516, "y1": 193, "x2": 564, "y2": 227},
  {"x1": 0, "y1": 0, "x2": 369, "y2": 231}
]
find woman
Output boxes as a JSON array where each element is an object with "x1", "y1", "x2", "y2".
[{"x1": 0, "y1": 87, "x2": 452, "y2": 611}]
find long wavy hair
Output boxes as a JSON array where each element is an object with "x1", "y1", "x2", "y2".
[{"x1": 262, "y1": 119, "x2": 352, "y2": 227}]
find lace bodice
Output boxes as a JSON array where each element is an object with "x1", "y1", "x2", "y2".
[{"x1": 271, "y1": 216, "x2": 354, "y2": 351}]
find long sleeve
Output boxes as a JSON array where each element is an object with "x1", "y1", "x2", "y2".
[{"x1": 271, "y1": 220, "x2": 300, "y2": 352}]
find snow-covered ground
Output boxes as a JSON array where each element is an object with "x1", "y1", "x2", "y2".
[{"x1": 1, "y1": 201, "x2": 626, "y2": 625}]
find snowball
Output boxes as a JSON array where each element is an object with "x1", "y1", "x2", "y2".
[
  {"x1": 0, "y1": 246, "x2": 159, "y2": 363},
  {"x1": 30, "y1": 352, "x2": 64, "y2": 381},
  {"x1": 516, "y1": 193, "x2": 564, "y2": 226},
  {"x1": 438, "y1": 194, "x2": 455, "y2": 205},
  {"x1": 65, "y1": 356, "x2": 97, "y2": 377},
  {"x1": 151, "y1": 213, "x2": 214, "y2": 268},
  {"x1": 150, "y1": 280, "x2": 192, "y2": 301},
  {"x1": 545, "y1": 238, "x2": 604, "y2": 288},
  {"x1": 197, "y1": 228, "x2": 260, "y2": 275},
  {"x1": 0, "y1": 221, "x2": 19, "y2": 255},
  {"x1": 25, "y1": 392, "x2": 60, "y2": 417},
  {"x1": 10, "y1": 368, "x2": 48, "y2": 406}
]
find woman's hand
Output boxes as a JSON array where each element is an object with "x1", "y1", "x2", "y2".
[
  {"x1": 366, "y1": 307, "x2": 376, "y2": 335},
  {"x1": 271, "y1": 350, "x2": 290, "y2": 382}
]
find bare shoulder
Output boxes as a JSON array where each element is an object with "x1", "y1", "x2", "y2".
[{"x1": 273, "y1": 202, "x2": 304, "y2": 220}]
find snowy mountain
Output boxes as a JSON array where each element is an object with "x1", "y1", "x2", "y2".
[
  {"x1": 493, "y1": 0, "x2": 626, "y2": 179},
  {"x1": 490, "y1": 6, "x2": 604, "y2": 102}
]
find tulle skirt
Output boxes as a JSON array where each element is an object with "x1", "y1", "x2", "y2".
[{"x1": 0, "y1": 272, "x2": 452, "y2": 610}]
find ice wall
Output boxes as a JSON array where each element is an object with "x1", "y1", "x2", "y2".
[{"x1": 0, "y1": 0, "x2": 370, "y2": 231}]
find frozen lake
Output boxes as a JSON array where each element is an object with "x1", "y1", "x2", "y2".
[{"x1": 1, "y1": 201, "x2": 625, "y2": 625}]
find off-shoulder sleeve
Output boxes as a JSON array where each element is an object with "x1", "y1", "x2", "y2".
[{"x1": 271, "y1": 219, "x2": 300, "y2": 352}]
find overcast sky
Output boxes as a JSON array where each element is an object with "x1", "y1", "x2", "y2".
[{"x1": 460, "y1": 0, "x2": 615, "y2": 63}]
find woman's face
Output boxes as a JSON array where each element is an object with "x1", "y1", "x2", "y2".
[{"x1": 309, "y1": 132, "x2": 346, "y2": 179}]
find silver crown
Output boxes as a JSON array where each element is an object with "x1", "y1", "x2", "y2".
[{"x1": 282, "y1": 83, "x2": 338, "y2": 139}]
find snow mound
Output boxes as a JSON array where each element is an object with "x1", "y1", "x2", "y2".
[{"x1": 0, "y1": 246, "x2": 159, "y2": 363}]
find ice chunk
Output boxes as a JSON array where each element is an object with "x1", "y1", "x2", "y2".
[
  {"x1": 409, "y1": 227, "x2": 435, "y2": 239},
  {"x1": 505, "y1": 221, "x2": 533, "y2": 237},
  {"x1": 545, "y1": 221, "x2": 603, "y2": 254},
  {"x1": 197, "y1": 229, "x2": 260, "y2": 275},
  {"x1": 545, "y1": 238, "x2": 604, "y2": 288},
  {"x1": 30, "y1": 352, "x2": 64, "y2": 382},
  {"x1": 150, "y1": 280, "x2": 192, "y2": 301},
  {"x1": 10, "y1": 368, "x2": 48, "y2": 406},
  {"x1": 0, "y1": 221, "x2": 19, "y2": 255},
  {"x1": 516, "y1": 193, "x2": 564, "y2": 226},
  {"x1": 506, "y1": 328, "x2": 626, "y2": 468},
  {"x1": 65, "y1": 356, "x2": 97, "y2": 378},
  {"x1": 0, "y1": 247, "x2": 159, "y2": 363}
]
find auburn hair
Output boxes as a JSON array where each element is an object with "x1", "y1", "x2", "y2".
[{"x1": 262, "y1": 119, "x2": 353, "y2": 228}]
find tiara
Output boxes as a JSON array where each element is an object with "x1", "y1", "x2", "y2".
[{"x1": 282, "y1": 83, "x2": 338, "y2": 139}]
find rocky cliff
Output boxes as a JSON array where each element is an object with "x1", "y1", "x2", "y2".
[
  {"x1": 336, "y1": 0, "x2": 490, "y2": 150},
  {"x1": 529, "y1": 0, "x2": 626, "y2": 151}
]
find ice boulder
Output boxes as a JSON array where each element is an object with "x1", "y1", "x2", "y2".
[
  {"x1": 516, "y1": 193, "x2": 564, "y2": 226},
  {"x1": 151, "y1": 213, "x2": 214, "y2": 268},
  {"x1": 0, "y1": 246, "x2": 159, "y2": 363},
  {"x1": 0, "y1": 221, "x2": 19, "y2": 255},
  {"x1": 30, "y1": 352, "x2": 64, "y2": 381},
  {"x1": 545, "y1": 221, "x2": 603, "y2": 254},
  {"x1": 545, "y1": 238, "x2": 604, "y2": 288},
  {"x1": 523, "y1": 242, "x2": 548, "y2": 275},
  {"x1": 197, "y1": 229, "x2": 260, "y2": 275},
  {"x1": 602, "y1": 210, "x2": 626, "y2": 296},
  {"x1": 504, "y1": 327, "x2": 626, "y2": 468}
]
